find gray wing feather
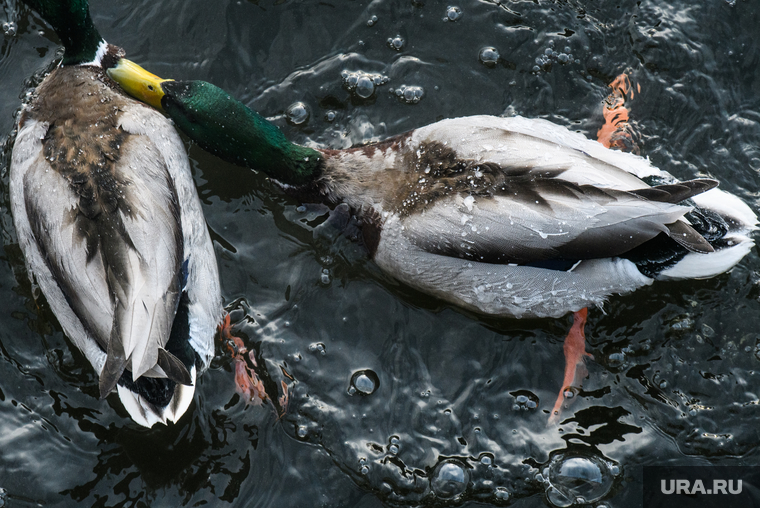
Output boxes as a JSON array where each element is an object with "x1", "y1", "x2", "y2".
[
  {"x1": 402, "y1": 182, "x2": 695, "y2": 264},
  {"x1": 23, "y1": 132, "x2": 186, "y2": 393}
]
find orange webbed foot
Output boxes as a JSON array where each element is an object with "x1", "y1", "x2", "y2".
[
  {"x1": 596, "y1": 73, "x2": 641, "y2": 154},
  {"x1": 549, "y1": 308, "x2": 591, "y2": 425},
  {"x1": 219, "y1": 313, "x2": 270, "y2": 406}
]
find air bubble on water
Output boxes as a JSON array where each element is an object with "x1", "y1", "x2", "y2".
[
  {"x1": 2, "y1": 21, "x2": 17, "y2": 37},
  {"x1": 355, "y1": 76, "x2": 375, "y2": 98},
  {"x1": 349, "y1": 369, "x2": 379, "y2": 395},
  {"x1": 494, "y1": 487, "x2": 510, "y2": 500},
  {"x1": 431, "y1": 459, "x2": 469, "y2": 499},
  {"x1": 320, "y1": 268, "x2": 331, "y2": 285},
  {"x1": 325, "y1": 110, "x2": 336, "y2": 122},
  {"x1": 341, "y1": 70, "x2": 388, "y2": 99},
  {"x1": 513, "y1": 391, "x2": 539, "y2": 411},
  {"x1": 297, "y1": 426, "x2": 307, "y2": 438},
  {"x1": 479, "y1": 46, "x2": 500, "y2": 67},
  {"x1": 479, "y1": 453, "x2": 493, "y2": 466},
  {"x1": 546, "y1": 486, "x2": 573, "y2": 508},
  {"x1": 286, "y1": 102, "x2": 309, "y2": 125},
  {"x1": 545, "y1": 454, "x2": 614, "y2": 507},
  {"x1": 607, "y1": 352, "x2": 625, "y2": 367},
  {"x1": 387, "y1": 35, "x2": 405, "y2": 51},
  {"x1": 393, "y1": 84, "x2": 424, "y2": 104},
  {"x1": 367, "y1": 15, "x2": 378, "y2": 26},
  {"x1": 445, "y1": 6, "x2": 462, "y2": 21},
  {"x1": 309, "y1": 342, "x2": 326, "y2": 355}
]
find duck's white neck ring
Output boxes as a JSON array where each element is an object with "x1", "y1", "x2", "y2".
[{"x1": 81, "y1": 39, "x2": 109, "y2": 68}]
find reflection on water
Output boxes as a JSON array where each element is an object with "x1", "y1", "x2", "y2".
[{"x1": 2, "y1": 0, "x2": 760, "y2": 507}]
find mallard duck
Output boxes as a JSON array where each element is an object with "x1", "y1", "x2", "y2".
[
  {"x1": 108, "y1": 60, "x2": 757, "y2": 418},
  {"x1": 11, "y1": 0, "x2": 223, "y2": 427}
]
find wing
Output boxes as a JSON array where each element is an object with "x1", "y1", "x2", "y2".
[
  {"x1": 394, "y1": 116, "x2": 718, "y2": 264},
  {"x1": 21, "y1": 123, "x2": 185, "y2": 396},
  {"x1": 410, "y1": 115, "x2": 670, "y2": 187},
  {"x1": 399, "y1": 176, "x2": 718, "y2": 267}
]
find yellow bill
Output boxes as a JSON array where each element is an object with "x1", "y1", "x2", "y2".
[{"x1": 107, "y1": 58, "x2": 173, "y2": 111}]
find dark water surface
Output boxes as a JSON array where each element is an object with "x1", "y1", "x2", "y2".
[{"x1": 2, "y1": 0, "x2": 760, "y2": 506}]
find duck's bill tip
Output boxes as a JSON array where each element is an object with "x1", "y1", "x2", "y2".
[{"x1": 107, "y1": 58, "x2": 172, "y2": 111}]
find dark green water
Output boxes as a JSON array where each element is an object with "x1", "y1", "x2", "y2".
[{"x1": 2, "y1": 0, "x2": 760, "y2": 506}]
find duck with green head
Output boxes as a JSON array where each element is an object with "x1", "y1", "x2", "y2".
[
  {"x1": 11, "y1": 0, "x2": 223, "y2": 427},
  {"x1": 109, "y1": 56, "x2": 756, "y2": 421}
]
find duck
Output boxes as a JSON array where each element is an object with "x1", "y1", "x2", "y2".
[
  {"x1": 107, "y1": 59, "x2": 757, "y2": 420},
  {"x1": 11, "y1": 0, "x2": 223, "y2": 427}
]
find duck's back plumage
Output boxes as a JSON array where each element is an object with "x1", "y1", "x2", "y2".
[
  {"x1": 11, "y1": 65, "x2": 221, "y2": 425},
  {"x1": 316, "y1": 116, "x2": 756, "y2": 318}
]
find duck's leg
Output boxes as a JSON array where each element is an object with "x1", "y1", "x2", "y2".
[
  {"x1": 597, "y1": 73, "x2": 639, "y2": 153},
  {"x1": 549, "y1": 308, "x2": 593, "y2": 424},
  {"x1": 219, "y1": 313, "x2": 269, "y2": 405},
  {"x1": 547, "y1": 74, "x2": 641, "y2": 425}
]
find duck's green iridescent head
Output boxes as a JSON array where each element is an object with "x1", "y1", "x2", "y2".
[
  {"x1": 108, "y1": 59, "x2": 323, "y2": 186},
  {"x1": 22, "y1": 0, "x2": 104, "y2": 65}
]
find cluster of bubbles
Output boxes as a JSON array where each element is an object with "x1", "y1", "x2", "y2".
[
  {"x1": 388, "y1": 435, "x2": 400, "y2": 455},
  {"x1": 319, "y1": 267, "x2": 331, "y2": 285},
  {"x1": 390, "y1": 85, "x2": 424, "y2": 104},
  {"x1": 479, "y1": 46, "x2": 500, "y2": 67},
  {"x1": 2, "y1": 21, "x2": 16, "y2": 36},
  {"x1": 533, "y1": 40, "x2": 579, "y2": 72},
  {"x1": 367, "y1": 15, "x2": 378, "y2": 27},
  {"x1": 308, "y1": 342, "x2": 327, "y2": 355},
  {"x1": 286, "y1": 101, "x2": 309, "y2": 125},
  {"x1": 348, "y1": 369, "x2": 379, "y2": 395},
  {"x1": 341, "y1": 70, "x2": 389, "y2": 99},
  {"x1": 387, "y1": 35, "x2": 405, "y2": 51},
  {"x1": 537, "y1": 452, "x2": 617, "y2": 507},
  {"x1": 444, "y1": 6, "x2": 463, "y2": 21},
  {"x1": 512, "y1": 391, "x2": 539, "y2": 411}
]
